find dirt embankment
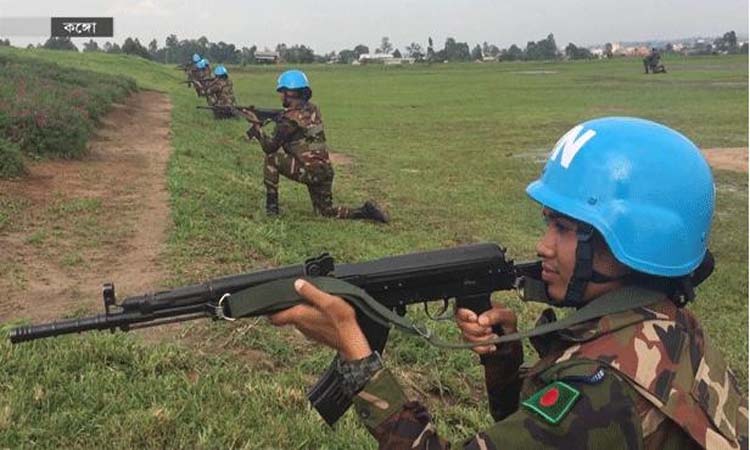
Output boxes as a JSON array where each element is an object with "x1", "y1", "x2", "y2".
[
  {"x1": 701, "y1": 148, "x2": 748, "y2": 173},
  {"x1": 0, "y1": 91, "x2": 173, "y2": 323}
]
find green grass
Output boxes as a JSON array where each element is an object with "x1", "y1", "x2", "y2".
[{"x1": 0, "y1": 50, "x2": 746, "y2": 448}]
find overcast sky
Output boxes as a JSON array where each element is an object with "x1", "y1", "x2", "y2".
[{"x1": 1, "y1": 0, "x2": 747, "y2": 52}]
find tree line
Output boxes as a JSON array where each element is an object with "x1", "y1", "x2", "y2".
[{"x1": 19, "y1": 30, "x2": 750, "y2": 64}]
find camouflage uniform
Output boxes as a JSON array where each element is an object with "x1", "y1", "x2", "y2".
[
  {"x1": 204, "y1": 77, "x2": 236, "y2": 119},
  {"x1": 254, "y1": 102, "x2": 360, "y2": 218},
  {"x1": 188, "y1": 66, "x2": 213, "y2": 97},
  {"x1": 353, "y1": 286, "x2": 748, "y2": 449}
]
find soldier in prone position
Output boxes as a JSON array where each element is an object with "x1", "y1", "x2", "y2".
[
  {"x1": 267, "y1": 118, "x2": 747, "y2": 449},
  {"x1": 204, "y1": 65, "x2": 236, "y2": 120},
  {"x1": 245, "y1": 69, "x2": 388, "y2": 223}
]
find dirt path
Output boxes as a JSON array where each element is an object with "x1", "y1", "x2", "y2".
[
  {"x1": 0, "y1": 91, "x2": 172, "y2": 323},
  {"x1": 701, "y1": 148, "x2": 748, "y2": 173}
]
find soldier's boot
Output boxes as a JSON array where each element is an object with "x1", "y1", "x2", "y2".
[
  {"x1": 351, "y1": 201, "x2": 389, "y2": 223},
  {"x1": 266, "y1": 192, "x2": 279, "y2": 216}
]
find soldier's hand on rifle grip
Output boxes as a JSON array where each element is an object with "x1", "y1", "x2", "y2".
[
  {"x1": 455, "y1": 304, "x2": 517, "y2": 355},
  {"x1": 268, "y1": 279, "x2": 373, "y2": 361}
]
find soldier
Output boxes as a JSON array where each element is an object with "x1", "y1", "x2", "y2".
[
  {"x1": 243, "y1": 69, "x2": 388, "y2": 222},
  {"x1": 190, "y1": 58, "x2": 213, "y2": 97},
  {"x1": 643, "y1": 48, "x2": 666, "y2": 74},
  {"x1": 204, "y1": 65, "x2": 236, "y2": 119},
  {"x1": 268, "y1": 117, "x2": 747, "y2": 449}
]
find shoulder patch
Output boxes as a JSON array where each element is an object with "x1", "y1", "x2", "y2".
[{"x1": 522, "y1": 381, "x2": 581, "y2": 425}]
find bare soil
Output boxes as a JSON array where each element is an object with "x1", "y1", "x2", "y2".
[
  {"x1": 0, "y1": 91, "x2": 173, "y2": 323},
  {"x1": 329, "y1": 151, "x2": 353, "y2": 166},
  {"x1": 701, "y1": 147, "x2": 748, "y2": 173}
]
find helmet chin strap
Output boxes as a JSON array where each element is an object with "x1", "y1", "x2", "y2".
[{"x1": 560, "y1": 223, "x2": 622, "y2": 307}]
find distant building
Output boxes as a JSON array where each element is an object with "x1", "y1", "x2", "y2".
[
  {"x1": 357, "y1": 53, "x2": 393, "y2": 63},
  {"x1": 255, "y1": 51, "x2": 279, "y2": 64}
]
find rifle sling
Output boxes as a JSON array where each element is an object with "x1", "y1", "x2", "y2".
[{"x1": 224, "y1": 277, "x2": 664, "y2": 349}]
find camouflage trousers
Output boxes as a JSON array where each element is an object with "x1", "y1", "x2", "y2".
[{"x1": 263, "y1": 152, "x2": 355, "y2": 218}]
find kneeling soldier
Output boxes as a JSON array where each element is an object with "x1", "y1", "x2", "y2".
[{"x1": 245, "y1": 69, "x2": 388, "y2": 223}]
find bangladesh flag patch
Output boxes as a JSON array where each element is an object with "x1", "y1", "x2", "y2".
[{"x1": 522, "y1": 381, "x2": 581, "y2": 425}]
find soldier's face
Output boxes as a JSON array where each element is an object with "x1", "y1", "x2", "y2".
[
  {"x1": 536, "y1": 208, "x2": 627, "y2": 302},
  {"x1": 536, "y1": 208, "x2": 579, "y2": 301}
]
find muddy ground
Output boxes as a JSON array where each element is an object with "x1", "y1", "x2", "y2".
[{"x1": 0, "y1": 91, "x2": 172, "y2": 323}]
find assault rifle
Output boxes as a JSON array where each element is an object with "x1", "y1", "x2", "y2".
[
  {"x1": 196, "y1": 105, "x2": 284, "y2": 123},
  {"x1": 9, "y1": 243, "x2": 537, "y2": 426}
]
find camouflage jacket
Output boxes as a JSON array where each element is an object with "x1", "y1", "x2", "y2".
[
  {"x1": 205, "y1": 77, "x2": 235, "y2": 107},
  {"x1": 255, "y1": 102, "x2": 331, "y2": 167},
  {"x1": 352, "y1": 286, "x2": 748, "y2": 449}
]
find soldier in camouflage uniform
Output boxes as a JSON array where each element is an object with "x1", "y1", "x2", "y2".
[
  {"x1": 204, "y1": 65, "x2": 236, "y2": 119},
  {"x1": 269, "y1": 117, "x2": 747, "y2": 449},
  {"x1": 244, "y1": 69, "x2": 388, "y2": 222},
  {"x1": 189, "y1": 58, "x2": 213, "y2": 97},
  {"x1": 643, "y1": 48, "x2": 666, "y2": 74}
]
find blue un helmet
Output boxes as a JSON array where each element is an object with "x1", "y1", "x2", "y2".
[
  {"x1": 527, "y1": 117, "x2": 714, "y2": 284},
  {"x1": 214, "y1": 65, "x2": 228, "y2": 77},
  {"x1": 276, "y1": 69, "x2": 309, "y2": 91},
  {"x1": 196, "y1": 58, "x2": 208, "y2": 69},
  {"x1": 526, "y1": 117, "x2": 715, "y2": 306},
  {"x1": 192, "y1": 53, "x2": 201, "y2": 63}
]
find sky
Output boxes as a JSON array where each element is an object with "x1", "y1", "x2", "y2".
[{"x1": 0, "y1": 0, "x2": 747, "y2": 52}]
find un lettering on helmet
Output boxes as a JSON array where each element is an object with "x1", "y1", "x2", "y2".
[{"x1": 549, "y1": 125, "x2": 597, "y2": 169}]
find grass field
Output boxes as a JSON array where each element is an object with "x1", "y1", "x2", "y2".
[{"x1": 0, "y1": 49, "x2": 747, "y2": 448}]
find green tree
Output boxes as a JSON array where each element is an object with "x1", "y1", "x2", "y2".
[
  {"x1": 404, "y1": 42, "x2": 424, "y2": 60},
  {"x1": 0, "y1": 38, "x2": 11, "y2": 47},
  {"x1": 122, "y1": 37, "x2": 151, "y2": 59},
  {"x1": 240, "y1": 46, "x2": 257, "y2": 65},
  {"x1": 379, "y1": 36, "x2": 393, "y2": 54},
  {"x1": 714, "y1": 30, "x2": 738, "y2": 53},
  {"x1": 483, "y1": 41, "x2": 500, "y2": 57},
  {"x1": 42, "y1": 37, "x2": 78, "y2": 51},
  {"x1": 443, "y1": 37, "x2": 470, "y2": 61},
  {"x1": 338, "y1": 49, "x2": 357, "y2": 64},
  {"x1": 499, "y1": 44, "x2": 523, "y2": 61},
  {"x1": 148, "y1": 38, "x2": 159, "y2": 59},
  {"x1": 604, "y1": 42, "x2": 614, "y2": 58},
  {"x1": 565, "y1": 42, "x2": 593, "y2": 60},
  {"x1": 353, "y1": 44, "x2": 369, "y2": 58},
  {"x1": 82, "y1": 39, "x2": 99, "y2": 52},
  {"x1": 104, "y1": 42, "x2": 121, "y2": 54},
  {"x1": 471, "y1": 44, "x2": 483, "y2": 60},
  {"x1": 525, "y1": 33, "x2": 558, "y2": 60}
]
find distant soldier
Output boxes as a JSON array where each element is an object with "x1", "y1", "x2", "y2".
[
  {"x1": 184, "y1": 53, "x2": 201, "y2": 76},
  {"x1": 643, "y1": 48, "x2": 666, "y2": 74},
  {"x1": 190, "y1": 58, "x2": 213, "y2": 96},
  {"x1": 242, "y1": 69, "x2": 389, "y2": 222},
  {"x1": 204, "y1": 65, "x2": 236, "y2": 119}
]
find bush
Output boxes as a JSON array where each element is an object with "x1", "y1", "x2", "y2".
[
  {"x1": 0, "y1": 136, "x2": 25, "y2": 177},
  {"x1": 0, "y1": 53, "x2": 137, "y2": 162}
]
